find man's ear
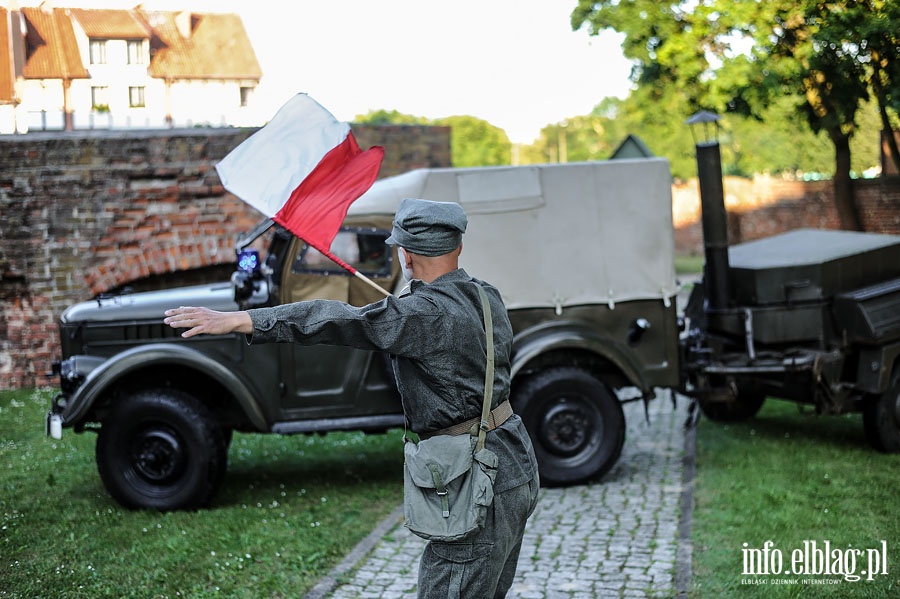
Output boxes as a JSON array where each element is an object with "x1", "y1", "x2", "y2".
[{"x1": 399, "y1": 247, "x2": 413, "y2": 267}]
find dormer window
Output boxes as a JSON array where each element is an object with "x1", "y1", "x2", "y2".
[
  {"x1": 89, "y1": 40, "x2": 107, "y2": 64},
  {"x1": 127, "y1": 40, "x2": 145, "y2": 65}
]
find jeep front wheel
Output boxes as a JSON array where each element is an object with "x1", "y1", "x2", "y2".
[
  {"x1": 513, "y1": 367, "x2": 625, "y2": 486},
  {"x1": 96, "y1": 388, "x2": 228, "y2": 510}
]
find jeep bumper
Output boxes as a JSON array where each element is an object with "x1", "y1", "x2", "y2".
[
  {"x1": 45, "y1": 389, "x2": 71, "y2": 439},
  {"x1": 46, "y1": 406, "x2": 63, "y2": 439},
  {"x1": 45, "y1": 355, "x2": 103, "y2": 439}
]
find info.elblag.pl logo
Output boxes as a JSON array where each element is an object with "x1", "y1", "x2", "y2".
[{"x1": 741, "y1": 540, "x2": 889, "y2": 584}]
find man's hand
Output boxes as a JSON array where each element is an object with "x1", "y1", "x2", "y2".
[{"x1": 163, "y1": 306, "x2": 253, "y2": 338}]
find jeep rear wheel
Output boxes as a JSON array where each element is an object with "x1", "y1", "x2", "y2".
[
  {"x1": 863, "y1": 370, "x2": 900, "y2": 453},
  {"x1": 698, "y1": 387, "x2": 766, "y2": 422},
  {"x1": 513, "y1": 367, "x2": 625, "y2": 486},
  {"x1": 96, "y1": 388, "x2": 227, "y2": 510}
]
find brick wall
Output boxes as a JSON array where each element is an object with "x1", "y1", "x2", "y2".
[
  {"x1": 0, "y1": 125, "x2": 451, "y2": 389},
  {"x1": 673, "y1": 175, "x2": 900, "y2": 255},
  {"x1": 1, "y1": 128, "x2": 898, "y2": 390}
]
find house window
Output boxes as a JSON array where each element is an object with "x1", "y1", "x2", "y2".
[
  {"x1": 89, "y1": 40, "x2": 107, "y2": 64},
  {"x1": 129, "y1": 87, "x2": 145, "y2": 108},
  {"x1": 91, "y1": 86, "x2": 110, "y2": 111},
  {"x1": 240, "y1": 86, "x2": 253, "y2": 107},
  {"x1": 127, "y1": 40, "x2": 145, "y2": 64}
]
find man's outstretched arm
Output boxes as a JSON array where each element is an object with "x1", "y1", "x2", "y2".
[{"x1": 164, "y1": 306, "x2": 253, "y2": 338}]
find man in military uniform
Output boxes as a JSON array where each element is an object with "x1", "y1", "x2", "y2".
[{"x1": 165, "y1": 198, "x2": 540, "y2": 597}]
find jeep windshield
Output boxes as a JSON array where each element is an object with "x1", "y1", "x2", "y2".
[{"x1": 235, "y1": 218, "x2": 275, "y2": 253}]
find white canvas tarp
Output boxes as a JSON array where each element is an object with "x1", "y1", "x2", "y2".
[{"x1": 349, "y1": 158, "x2": 678, "y2": 310}]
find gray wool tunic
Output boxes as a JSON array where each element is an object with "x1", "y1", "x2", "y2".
[{"x1": 247, "y1": 268, "x2": 538, "y2": 493}]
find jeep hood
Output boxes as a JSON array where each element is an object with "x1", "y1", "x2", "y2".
[{"x1": 61, "y1": 282, "x2": 239, "y2": 323}]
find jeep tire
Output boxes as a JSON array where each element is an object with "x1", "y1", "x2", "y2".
[
  {"x1": 863, "y1": 369, "x2": 900, "y2": 453},
  {"x1": 698, "y1": 387, "x2": 766, "y2": 422},
  {"x1": 96, "y1": 388, "x2": 228, "y2": 511},
  {"x1": 513, "y1": 366, "x2": 625, "y2": 486}
]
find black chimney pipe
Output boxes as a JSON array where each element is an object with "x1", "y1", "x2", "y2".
[{"x1": 696, "y1": 141, "x2": 730, "y2": 311}]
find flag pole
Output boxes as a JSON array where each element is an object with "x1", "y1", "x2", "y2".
[
  {"x1": 353, "y1": 271, "x2": 392, "y2": 297},
  {"x1": 316, "y1": 243, "x2": 392, "y2": 297}
]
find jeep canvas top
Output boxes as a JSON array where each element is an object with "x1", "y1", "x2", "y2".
[{"x1": 351, "y1": 158, "x2": 679, "y2": 311}]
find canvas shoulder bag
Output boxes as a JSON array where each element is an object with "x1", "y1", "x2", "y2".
[{"x1": 402, "y1": 284, "x2": 500, "y2": 542}]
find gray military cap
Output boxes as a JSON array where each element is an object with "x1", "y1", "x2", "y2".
[{"x1": 385, "y1": 198, "x2": 468, "y2": 256}]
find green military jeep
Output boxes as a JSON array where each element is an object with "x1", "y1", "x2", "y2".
[{"x1": 47, "y1": 158, "x2": 681, "y2": 510}]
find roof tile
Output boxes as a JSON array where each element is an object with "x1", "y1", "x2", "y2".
[
  {"x1": 69, "y1": 8, "x2": 150, "y2": 39},
  {"x1": 21, "y1": 7, "x2": 89, "y2": 80},
  {"x1": 0, "y1": 8, "x2": 14, "y2": 102},
  {"x1": 4, "y1": 7, "x2": 260, "y2": 85},
  {"x1": 139, "y1": 11, "x2": 262, "y2": 80}
]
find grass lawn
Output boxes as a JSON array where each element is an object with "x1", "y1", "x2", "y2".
[
  {"x1": 691, "y1": 400, "x2": 900, "y2": 597},
  {"x1": 0, "y1": 388, "x2": 403, "y2": 598},
  {"x1": 675, "y1": 254, "x2": 705, "y2": 275},
  {"x1": 6, "y1": 385, "x2": 899, "y2": 598}
]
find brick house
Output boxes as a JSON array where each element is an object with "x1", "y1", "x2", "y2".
[{"x1": 0, "y1": 3, "x2": 261, "y2": 133}]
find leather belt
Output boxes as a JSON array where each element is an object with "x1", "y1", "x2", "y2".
[{"x1": 419, "y1": 399, "x2": 514, "y2": 440}]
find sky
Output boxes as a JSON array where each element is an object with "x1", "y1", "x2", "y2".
[{"x1": 17, "y1": 0, "x2": 635, "y2": 144}]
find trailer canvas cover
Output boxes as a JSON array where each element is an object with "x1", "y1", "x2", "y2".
[{"x1": 350, "y1": 158, "x2": 678, "y2": 311}]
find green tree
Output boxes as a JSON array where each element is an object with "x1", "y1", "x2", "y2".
[
  {"x1": 851, "y1": 99, "x2": 887, "y2": 176},
  {"x1": 761, "y1": 1, "x2": 870, "y2": 229},
  {"x1": 354, "y1": 110, "x2": 511, "y2": 167},
  {"x1": 353, "y1": 109, "x2": 430, "y2": 125},
  {"x1": 520, "y1": 114, "x2": 619, "y2": 165},
  {"x1": 861, "y1": 0, "x2": 900, "y2": 173},
  {"x1": 433, "y1": 115, "x2": 511, "y2": 167},
  {"x1": 572, "y1": 0, "x2": 899, "y2": 230},
  {"x1": 568, "y1": 1, "x2": 737, "y2": 178},
  {"x1": 727, "y1": 97, "x2": 834, "y2": 177}
]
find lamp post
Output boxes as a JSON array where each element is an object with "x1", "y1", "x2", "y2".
[
  {"x1": 686, "y1": 110, "x2": 730, "y2": 311},
  {"x1": 557, "y1": 120, "x2": 568, "y2": 163}
]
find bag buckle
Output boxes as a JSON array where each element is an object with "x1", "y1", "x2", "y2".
[{"x1": 428, "y1": 464, "x2": 451, "y2": 517}]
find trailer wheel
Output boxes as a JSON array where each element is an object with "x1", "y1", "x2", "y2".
[
  {"x1": 96, "y1": 388, "x2": 228, "y2": 510},
  {"x1": 513, "y1": 367, "x2": 625, "y2": 486},
  {"x1": 698, "y1": 388, "x2": 766, "y2": 422},
  {"x1": 863, "y1": 371, "x2": 900, "y2": 453}
]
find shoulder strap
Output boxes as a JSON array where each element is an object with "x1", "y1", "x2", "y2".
[{"x1": 475, "y1": 285, "x2": 494, "y2": 453}]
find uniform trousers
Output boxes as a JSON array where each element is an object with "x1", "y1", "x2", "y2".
[{"x1": 416, "y1": 475, "x2": 540, "y2": 598}]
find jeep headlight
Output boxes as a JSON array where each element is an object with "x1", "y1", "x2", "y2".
[{"x1": 57, "y1": 355, "x2": 104, "y2": 394}]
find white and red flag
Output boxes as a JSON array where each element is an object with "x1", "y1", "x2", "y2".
[{"x1": 216, "y1": 93, "x2": 385, "y2": 274}]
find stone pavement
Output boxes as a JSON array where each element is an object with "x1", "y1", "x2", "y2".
[{"x1": 307, "y1": 392, "x2": 696, "y2": 599}]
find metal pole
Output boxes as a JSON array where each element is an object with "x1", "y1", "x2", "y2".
[{"x1": 696, "y1": 141, "x2": 730, "y2": 311}]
